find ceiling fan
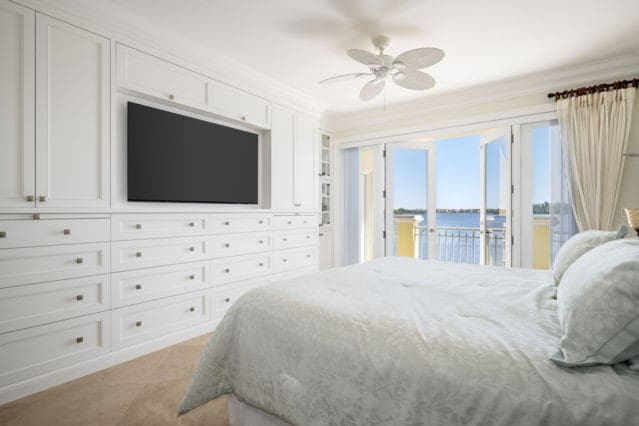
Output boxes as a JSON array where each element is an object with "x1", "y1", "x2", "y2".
[{"x1": 319, "y1": 35, "x2": 444, "y2": 101}]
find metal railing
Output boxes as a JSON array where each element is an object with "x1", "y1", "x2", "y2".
[{"x1": 415, "y1": 226, "x2": 506, "y2": 266}]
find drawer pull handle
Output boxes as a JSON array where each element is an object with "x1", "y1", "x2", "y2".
[
  {"x1": 319, "y1": 233, "x2": 324, "y2": 236},
  {"x1": 225, "y1": 297, "x2": 231, "y2": 303},
  {"x1": 188, "y1": 222, "x2": 195, "y2": 227},
  {"x1": 189, "y1": 306, "x2": 195, "y2": 312},
  {"x1": 189, "y1": 274, "x2": 195, "y2": 280},
  {"x1": 76, "y1": 258, "x2": 83, "y2": 264},
  {"x1": 76, "y1": 337, "x2": 84, "y2": 344},
  {"x1": 306, "y1": 254, "x2": 311, "y2": 258},
  {"x1": 135, "y1": 284, "x2": 142, "y2": 290},
  {"x1": 136, "y1": 252, "x2": 142, "y2": 257},
  {"x1": 38, "y1": 195, "x2": 46, "y2": 202},
  {"x1": 168, "y1": 94, "x2": 175, "y2": 100},
  {"x1": 259, "y1": 262, "x2": 264, "y2": 267},
  {"x1": 240, "y1": 115, "x2": 247, "y2": 121},
  {"x1": 136, "y1": 321, "x2": 142, "y2": 327},
  {"x1": 135, "y1": 224, "x2": 142, "y2": 229},
  {"x1": 224, "y1": 221, "x2": 230, "y2": 225},
  {"x1": 0, "y1": 232, "x2": 5, "y2": 238},
  {"x1": 225, "y1": 268, "x2": 230, "y2": 273},
  {"x1": 26, "y1": 195, "x2": 34, "y2": 202},
  {"x1": 287, "y1": 221, "x2": 292, "y2": 224},
  {"x1": 304, "y1": 221, "x2": 308, "y2": 224},
  {"x1": 76, "y1": 294, "x2": 84, "y2": 301},
  {"x1": 306, "y1": 235, "x2": 310, "y2": 239},
  {"x1": 283, "y1": 258, "x2": 287, "y2": 262},
  {"x1": 258, "y1": 220, "x2": 264, "y2": 224},
  {"x1": 258, "y1": 240, "x2": 264, "y2": 244},
  {"x1": 283, "y1": 238, "x2": 287, "y2": 242},
  {"x1": 63, "y1": 229, "x2": 71, "y2": 235},
  {"x1": 224, "y1": 243, "x2": 230, "y2": 248},
  {"x1": 189, "y1": 246, "x2": 195, "y2": 252}
]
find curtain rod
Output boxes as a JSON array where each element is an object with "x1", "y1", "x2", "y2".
[{"x1": 547, "y1": 78, "x2": 639, "y2": 100}]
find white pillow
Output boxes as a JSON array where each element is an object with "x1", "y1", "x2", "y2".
[
  {"x1": 550, "y1": 238, "x2": 639, "y2": 367},
  {"x1": 552, "y1": 226, "x2": 627, "y2": 284}
]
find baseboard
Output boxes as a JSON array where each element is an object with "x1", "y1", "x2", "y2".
[{"x1": 0, "y1": 318, "x2": 220, "y2": 406}]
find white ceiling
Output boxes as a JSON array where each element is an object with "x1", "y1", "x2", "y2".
[{"x1": 96, "y1": 0, "x2": 639, "y2": 113}]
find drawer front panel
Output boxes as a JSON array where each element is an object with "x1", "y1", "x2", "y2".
[
  {"x1": 267, "y1": 267, "x2": 317, "y2": 284},
  {"x1": 111, "y1": 214, "x2": 209, "y2": 241},
  {"x1": 117, "y1": 44, "x2": 210, "y2": 109},
  {"x1": 111, "y1": 261, "x2": 209, "y2": 308},
  {"x1": 210, "y1": 215, "x2": 271, "y2": 234},
  {"x1": 212, "y1": 279, "x2": 266, "y2": 318},
  {"x1": 273, "y1": 230, "x2": 318, "y2": 250},
  {"x1": 111, "y1": 290, "x2": 210, "y2": 350},
  {"x1": 111, "y1": 236, "x2": 209, "y2": 272},
  {"x1": 0, "y1": 312, "x2": 109, "y2": 387},
  {"x1": 0, "y1": 219, "x2": 109, "y2": 249},
  {"x1": 211, "y1": 232, "x2": 272, "y2": 258},
  {"x1": 273, "y1": 247, "x2": 318, "y2": 273},
  {"x1": 271, "y1": 215, "x2": 317, "y2": 229},
  {"x1": 211, "y1": 253, "x2": 271, "y2": 285},
  {"x1": 0, "y1": 243, "x2": 110, "y2": 288},
  {"x1": 0, "y1": 274, "x2": 110, "y2": 334}
]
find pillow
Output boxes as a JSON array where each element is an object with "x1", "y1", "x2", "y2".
[
  {"x1": 552, "y1": 226, "x2": 627, "y2": 284},
  {"x1": 550, "y1": 238, "x2": 639, "y2": 367}
]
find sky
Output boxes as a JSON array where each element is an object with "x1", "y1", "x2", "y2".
[{"x1": 392, "y1": 130, "x2": 551, "y2": 210}]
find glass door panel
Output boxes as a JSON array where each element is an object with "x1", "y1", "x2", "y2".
[
  {"x1": 480, "y1": 129, "x2": 511, "y2": 266},
  {"x1": 385, "y1": 142, "x2": 436, "y2": 259}
]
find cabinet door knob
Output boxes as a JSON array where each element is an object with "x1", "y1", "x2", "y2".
[
  {"x1": 283, "y1": 258, "x2": 287, "y2": 262},
  {"x1": 136, "y1": 252, "x2": 142, "y2": 257},
  {"x1": 240, "y1": 115, "x2": 246, "y2": 121},
  {"x1": 258, "y1": 240, "x2": 263, "y2": 244},
  {"x1": 258, "y1": 220, "x2": 264, "y2": 224},
  {"x1": 259, "y1": 262, "x2": 264, "y2": 267},
  {"x1": 76, "y1": 337, "x2": 84, "y2": 344},
  {"x1": 136, "y1": 321, "x2": 142, "y2": 327},
  {"x1": 38, "y1": 195, "x2": 46, "y2": 202},
  {"x1": 168, "y1": 94, "x2": 175, "y2": 100},
  {"x1": 63, "y1": 229, "x2": 71, "y2": 235},
  {"x1": 135, "y1": 284, "x2": 142, "y2": 290},
  {"x1": 224, "y1": 268, "x2": 230, "y2": 273},
  {"x1": 76, "y1": 294, "x2": 84, "y2": 301},
  {"x1": 0, "y1": 232, "x2": 5, "y2": 238},
  {"x1": 287, "y1": 221, "x2": 292, "y2": 224},
  {"x1": 135, "y1": 224, "x2": 142, "y2": 229},
  {"x1": 306, "y1": 254, "x2": 311, "y2": 258},
  {"x1": 189, "y1": 307, "x2": 195, "y2": 312},
  {"x1": 319, "y1": 233, "x2": 324, "y2": 237},
  {"x1": 189, "y1": 274, "x2": 195, "y2": 280},
  {"x1": 188, "y1": 222, "x2": 195, "y2": 227},
  {"x1": 306, "y1": 235, "x2": 310, "y2": 239},
  {"x1": 282, "y1": 238, "x2": 287, "y2": 242},
  {"x1": 76, "y1": 258, "x2": 83, "y2": 264},
  {"x1": 189, "y1": 246, "x2": 195, "y2": 252},
  {"x1": 26, "y1": 195, "x2": 34, "y2": 202},
  {"x1": 224, "y1": 243, "x2": 230, "y2": 248},
  {"x1": 225, "y1": 297, "x2": 230, "y2": 303},
  {"x1": 224, "y1": 221, "x2": 230, "y2": 225}
]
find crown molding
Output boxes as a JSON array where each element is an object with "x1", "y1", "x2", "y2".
[
  {"x1": 16, "y1": 0, "x2": 328, "y2": 116},
  {"x1": 331, "y1": 52, "x2": 639, "y2": 135}
]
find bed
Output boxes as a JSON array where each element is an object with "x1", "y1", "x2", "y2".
[{"x1": 179, "y1": 256, "x2": 639, "y2": 425}]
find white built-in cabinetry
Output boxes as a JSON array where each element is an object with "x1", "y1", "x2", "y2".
[
  {"x1": 0, "y1": 0, "x2": 322, "y2": 405},
  {"x1": 318, "y1": 132, "x2": 334, "y2": 269}
]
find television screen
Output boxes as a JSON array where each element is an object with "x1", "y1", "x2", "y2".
[{"x1": 127, "y1": 102, "x2": 258, "y2": 204}]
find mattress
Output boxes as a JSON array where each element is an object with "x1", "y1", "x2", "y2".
[{"x1": 180, "y1": 257, "x2": 639, "y2": 425}]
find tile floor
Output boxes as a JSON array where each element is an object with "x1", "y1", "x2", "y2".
[{"x1": 0, "y1": 333, "x2": 228, "y2": 426}]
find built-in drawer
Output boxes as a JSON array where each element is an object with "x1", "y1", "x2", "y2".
[
  {"x1": 210, "y1": 214, "x2": 271, "y2": 234},
  {"x1": 0, "y1": 312, "x2": 109, "y2": 387},
  {"x1": 110, "y1": 214, "x2": 209, "y2": 241},
  {"x1": 111, "y1": 261, "x2": 209, "y2": 308},
  {"x1": 0, "y1": 243, "x2": 110, "y2": 289},
  {"x1": 212, "y1": 279, "x2": 267, "y2": 318},
  {"x1": 0, "y1": 275, "x2": 110, "y2": 334},
  {"x1": 273, "y1": 230, "x2": 318, "y2": 250},
  {"x1": 211, "y1": 253, "x2": 271, "y2": 285},
  {"x1": 0, "y1": 218, "x2": 109, "y2": 249},
  {"x1": 272, "y1": 246, "x2": 318, "y2": 273},
  {"x1": 271, "y1": 215, "x2": 317, "y2": 229},
  {"x1": 211, "y1": 232, "x2": 272, "y2": 258},
  {"x1": 110, "y1": 290, "x2": 210, "y2": 350},
  {"x1": 110, "y1": 236, "x2": 209, "y2": 272}
]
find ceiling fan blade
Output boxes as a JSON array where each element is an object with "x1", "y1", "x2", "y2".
[
  {"x1": 393, "y1": 70, "x2": 435, "y2": 90},
  {"x1": 347, "y1": 49, "x2": 383, "y2": 66},
  {"x1": 319, "y1": 73, "x2": 370, "y2": 85},
  {"x1": 360, "y1": 79, "x2": 385, "y2": 101},
  {"x1": 393, "y1": 47, "x2": 445, "y2": 70}
]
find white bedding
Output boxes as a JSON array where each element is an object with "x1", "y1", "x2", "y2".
[{"x1": 180, "y1": 257, "x2": 639, "y2": 425}]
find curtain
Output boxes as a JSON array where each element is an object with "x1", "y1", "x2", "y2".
[
  {"x1": 557, "y1": 87, "x2": 636, "y2": 231},
  {"x1": 550, "y1": 122, "x2": 577, "y2": 260}
]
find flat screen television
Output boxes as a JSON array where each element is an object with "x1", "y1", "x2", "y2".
[{"x1": 127, "y1": 102, "x2": 258, "y2": 204}]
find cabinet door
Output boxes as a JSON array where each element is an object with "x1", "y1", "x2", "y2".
[
  {"x1": 270, "y1": 105, "x2": 295, "y2": 209},
  {"x1": 210, "y1": 81, "x2": 270, "y2": 129},
  {"x1": 293, "y1": 113, "x2": 318, "y2": 209},
  {"x1": 319, "y1": 229, "x2": 334, "y2": 270},
  {"x1": 0, "y1": 2, "x2": 35, "y2": 208},
  {"x1": 35, "y1": 14, "x2": 110, "y2": 208}
]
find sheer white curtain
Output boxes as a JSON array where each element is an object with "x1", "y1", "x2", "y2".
[{"x1": 557, "y1": 87, "x2": 636, "y2": 231}]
